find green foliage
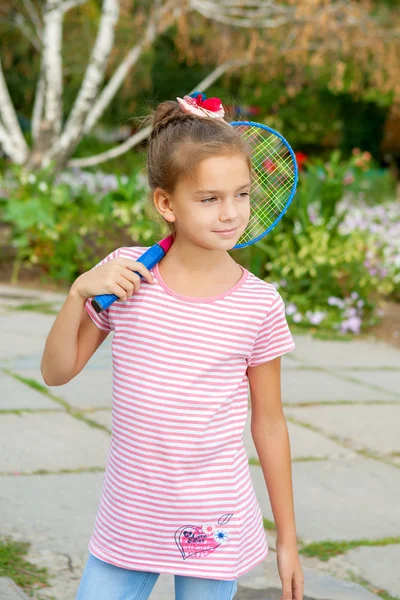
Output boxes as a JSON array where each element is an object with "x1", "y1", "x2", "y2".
[
  {"x1": 1, "y1": 150, "x2": 398, "y2": 337},
  {"x1": 339, "y1": 95, "x2": 389, "y2": 160},
  {"x1": 236, "y1": 150, "x2": 399, "y2": 334},
  {"x1": 284, "y1": 149, "x2": 396, "y2": 235},
  {"x1": 259, "y1": 224, "x2": 394, "y2": 333},
  {"x1": 0, "y1": 165, "x2": 162, "y2": 285}
]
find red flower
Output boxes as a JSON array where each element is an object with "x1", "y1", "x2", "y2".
[
  {"x1": 295, "y1": 151, "x2": 308, "y2": 170},
  {"x1": 263, "y1": 158, "x2": 277, "y2": 173},
  {"x1": 190, "y1": 93, "x2": 223, "y2": 113}
]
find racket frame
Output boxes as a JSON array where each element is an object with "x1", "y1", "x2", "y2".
[{"x1": 230, "y1": 121, "x2": 298, "y2": 249}]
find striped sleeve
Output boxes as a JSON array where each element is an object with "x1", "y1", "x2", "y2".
[
  {"x1": 84, "y1": 247, "x2": 121, "y2": 332},
  {"x1": 247, "y1": 290, "x2": 295, "y2": 366}
]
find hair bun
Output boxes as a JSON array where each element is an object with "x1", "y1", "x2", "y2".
[
  {"x1": 151, "y1": 101, "x2": 179, "y2": 129},
  {"x1": 150, "y1": 100, "x2": 194, "y2": 140}
]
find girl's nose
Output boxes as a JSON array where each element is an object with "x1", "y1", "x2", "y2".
[{"x1": 219, "y1": 199, "x2": 239, "y2": 221}]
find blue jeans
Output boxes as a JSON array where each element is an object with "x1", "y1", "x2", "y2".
[{"x1": 76, "y1": 552, "x2": 238, "y2": 600}]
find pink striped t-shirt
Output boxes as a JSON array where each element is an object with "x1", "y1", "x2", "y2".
[{"x1": 84, "y1": 245, "x2": 295, "y2": 580}]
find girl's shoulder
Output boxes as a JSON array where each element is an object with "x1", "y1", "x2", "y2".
[
  {"x1": 242, "y1": 269, "x2": 289, "y2": 318},
  {"x1": 117, "y1": 245, "x2": 150, "y2": 260},
  {"x1": 244, "y1": 269, "x2": 280, "y2": 299}
]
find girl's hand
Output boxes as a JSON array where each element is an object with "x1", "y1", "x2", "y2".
[
  {"x1": 70, "y1": 258, "x2": 155, "y2": 302},
  {"x1": 276, "y1": 543, "x2": 304, "y2": 600}
]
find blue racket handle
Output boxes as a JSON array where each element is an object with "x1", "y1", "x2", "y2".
[{"x1": 91, "y1": 240, "x2": 171, "y2": 314}]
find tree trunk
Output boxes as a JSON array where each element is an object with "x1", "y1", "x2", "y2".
[{"x1": 46, "y1": 0, "x2": 120, "y2": 170}]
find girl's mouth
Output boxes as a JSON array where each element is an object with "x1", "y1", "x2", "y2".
[{"x1": 213, "y1": 227, "x2": 238, "y2": 237}]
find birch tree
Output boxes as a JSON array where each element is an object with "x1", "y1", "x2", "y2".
[{"x1": 1, "y1": 0, "x2": 399, "y2": 173}]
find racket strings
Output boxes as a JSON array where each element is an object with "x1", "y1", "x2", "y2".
[{"x1": 234, "y1": 125, "x2": 296, "y2": 245}]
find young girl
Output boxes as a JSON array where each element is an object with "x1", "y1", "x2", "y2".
[{"x1": 41, "y1": 93, "x2": 304, "y2": 600}]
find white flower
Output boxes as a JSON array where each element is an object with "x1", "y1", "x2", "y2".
[
  {"x1": 213, "y1": 528, "x2": 229, "y2": 544},
  {"x1": 28, "y1": 174, "x2": 36, "y2": 184},
  {"x1": 38, "y1": 182, "x2": 48, "y2": 192},
  {"x1": 293, "y1": 313, "x2": 303, "y2": 323}
]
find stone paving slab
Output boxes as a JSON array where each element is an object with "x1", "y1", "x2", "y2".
[
  {"x1": 344, "y1": 544, "x2": 400, "y2": 597},
  {"x1": 285, "y1": 404, "x2": 400, "y2": 457},
  {"x1": 291, "y1": 335, "x2": 400, "y2": 369},
  {"x1": 48, "y1": 369, "x2": 113, "y2": 409},
  {"x1": 0, "y1": 332, "x2": 46, "y2": 360},
  {"x1": 346, "y1": 370, "x2": 400, "y2": 397},
  {"x1": 238, "y1": 559, "x2": 382, "y2": 600},
  {"x1": 22, "y1": 548, "x2": 87, "y2": 600},
  {"x1": 243, "y1": 415, "x2": 350, "y2": 461},
  {"x1": 281, "y1": 354, "x2": 299, "y2": 369},
  {"x1": 0, "y1": 283, "x2": 66, "y2": 304},
  {"x1": 0, "y1": 578, "x2": 29, "y2": 599},
  {"x1": 88, "y1": 409, "x2": 112, "y2": 430},
  {"x1": 8, "y1": 368, "x2": 113, "y2": 410},
  {"x1": 0, "y1": 413, "x2": 109, "y2": 472},
  {"x1": 4, "y1": 336, "x2": 112, "y2": 376},
  {"x1": 250, "y1": 457, "x2": 400, "y2": 541},
  {"x1": 0, "y1": 473, "x2": 103, "y2": 554},
  {"x1": 0, "y1": 312, "x2": 56, "y2": 337},
  {"x1": 0, "y1": 372, "x2": 61, "y2": 411},
  {"x1": 281, "y1": 370, "x2": 396, "y2": 403}
]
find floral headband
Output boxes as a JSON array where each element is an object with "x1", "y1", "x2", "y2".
[{"x1": 176, "y1": 91, "x2": 225, "y2": 120}]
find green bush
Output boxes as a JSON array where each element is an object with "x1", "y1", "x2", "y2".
[{"x1": 0, "y1": 165, "x2": 162, "y2": 284}]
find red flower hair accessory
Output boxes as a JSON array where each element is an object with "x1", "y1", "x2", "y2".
[{"x1": 176, "y1": 91, "x2": 225, "y2": 119}]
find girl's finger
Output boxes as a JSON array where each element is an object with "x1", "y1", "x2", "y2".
[
  {"x1": 120, "y1": 267, "x2": 147, "y2": 289},
  {"x1": 111, "y1": 281, "x2": 131, "y2": 302},
  {"x1": 117, "y1": 274, "x2": 137, "y2": 298},
  {"x1": 119, "y1": 260, "x2": 155, "y2": 284}
]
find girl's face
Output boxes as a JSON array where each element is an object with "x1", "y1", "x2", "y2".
[{"x1": 155, "y1": 153, "x2": 251, "y2": 250}]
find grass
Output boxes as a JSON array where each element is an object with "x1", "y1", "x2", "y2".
[
  {"x1": 263, "y1": 517, "x2": 276, "y2": 530},
  {"x1": 299, "y1": 536, "x2": 400, "y2": 562},
  {"x1": 10, "y1": 302, "x2": 58, "y2": 315},
  {"x1": 0, "y1": 536, "x2": 51, "y2": 595}
]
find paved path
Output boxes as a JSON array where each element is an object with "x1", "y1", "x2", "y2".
[{"x1": 0, "y1": 283, "x2": 399, "y2": 600}]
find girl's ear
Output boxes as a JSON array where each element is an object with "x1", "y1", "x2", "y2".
[{"x1": 153, "y1": 188, "x2": 176, "y2": 223}]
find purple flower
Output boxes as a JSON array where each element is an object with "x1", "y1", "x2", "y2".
[
  {"x1": 286, "y1": 303, "x2": 298, "y2": 316},
  {"x1": 306, "y1": 310, "x2": 326, "y2": 325},
  {"x1": 293, "y1": 313, "x2": 303, "y2": 323},
  {"x1": 340, "y1": 316, "x2": 362, "y2": 334},
  {"x1": 328, "y1": 296, "x2": 344, "y2": 309}
]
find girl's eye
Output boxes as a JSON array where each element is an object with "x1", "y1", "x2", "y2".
[{"x1": 201, "y1": 193, "x2": 249, "y2": 203}]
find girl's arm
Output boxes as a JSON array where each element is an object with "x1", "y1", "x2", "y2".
[
  {"x1": 41, "y1": 287, "x2": 109, "y2": 387},
  {"x1": 41, "y1": 255, "x2": 155, "y2": 387},
  {"x1": 247, "y1": 356, "x2": 297, "y2": 547}
]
